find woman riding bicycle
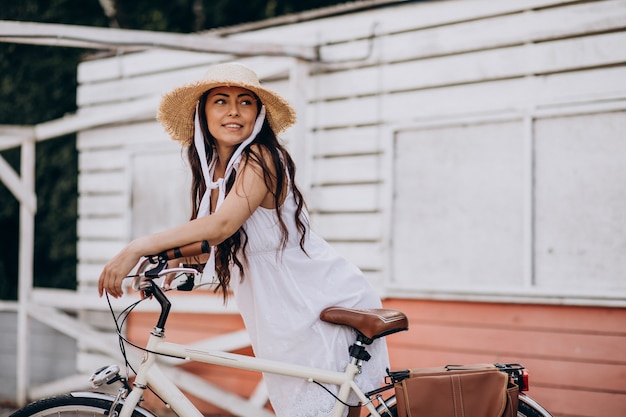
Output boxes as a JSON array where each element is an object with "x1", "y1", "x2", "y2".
[{"x1": 98, "y1": 62, "x2": 389, "y2": 417}]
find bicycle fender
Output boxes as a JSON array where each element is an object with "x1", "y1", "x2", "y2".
[{"x1": 68, "y1": 392, "x2": 158, "y2": 417}]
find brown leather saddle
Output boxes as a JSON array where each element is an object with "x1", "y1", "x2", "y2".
[{"x1": 320, "y1": 306, "x2": 409, "y2": 344}]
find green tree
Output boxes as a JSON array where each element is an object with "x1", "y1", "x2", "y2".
[{"x1": 0, "y1": 0, "x2": 108, "y2": 299}]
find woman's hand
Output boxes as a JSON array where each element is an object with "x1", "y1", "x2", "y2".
[
  {"x1": 98, "y1": 242, "x2": 144, "y2": 298},
  {"x1": 162, "y1": 259, "x2": 180, "y2": 290}
]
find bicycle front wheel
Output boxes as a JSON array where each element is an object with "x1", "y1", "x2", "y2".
[{"x1": 10, "y1": 392, "x2": 156, "y2": 417}]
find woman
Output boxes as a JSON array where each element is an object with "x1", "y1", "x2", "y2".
[{"x1": 98, "y1": 62, "x2": 389, "y2": 417}]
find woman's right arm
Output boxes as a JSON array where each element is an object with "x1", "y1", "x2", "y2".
[{"x1": 98, "y1": 149, "x2": 273, "y2": 298}]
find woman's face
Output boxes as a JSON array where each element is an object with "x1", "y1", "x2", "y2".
[{"x1": 204, "y1": 86, "x2": 259, "y2": 150}]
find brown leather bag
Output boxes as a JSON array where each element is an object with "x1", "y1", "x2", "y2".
[{"x1": 394, "y1": 364, "x2": 519, "y2": 417}]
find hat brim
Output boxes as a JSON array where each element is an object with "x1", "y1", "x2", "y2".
[{"x1": 157, "y1": 79, "x2": 296, "y2": 145}]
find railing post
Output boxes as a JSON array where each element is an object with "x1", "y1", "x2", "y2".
[{"x1": 16, "y1": 136, "x2": 36, "y2": 405}]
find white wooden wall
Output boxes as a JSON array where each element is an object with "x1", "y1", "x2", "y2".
[{"x1": 75, "y1": 0, "x2": 626, "y2": 332}]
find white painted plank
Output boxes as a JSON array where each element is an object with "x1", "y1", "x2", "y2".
[
  {"x1": 329, "y1": 241, "x2": 382, "y2": 271},
  {"x1": 78, "y1": 50, "x2": 222, "y2": 83},
  {"x1": 77, "y1": 121, "x2": 171, "y2": 150},
  {"x1": 0, "y1": 155, "x2": 36, "y2": 211},
  {"x1": 233, "y1": 0, "x2": 583, "y2": 46},
  {"x1": 311, "y1": 212, "x2": 382, "y2": 241},
  {"x1": 78, "y1": 195, "x2": 127, "y2": 216},
  {"x1": 78, "y1": 217, "x2": 127, "y2": 240},
  {"x1": 363, "y1": 270, "x2": 385, "y2": 293},
  {"x1": 78, "y1": 56, "x2": 294, "y2": 107},
  {"x1": 0, "y1": 126, "x2": 33, "y2": 150},
  {"x1": 228, "y1": 0, "x2": 610, "y2": 77},
  {"x1": 31, "y1": 287, "x2": 239, "y2": 314},
  {"x1": 29, "y1": 374, "x2": 94, "y2": 400},
  {"x1": 78, "y1": 171, "x2": 127, "y2": 194},
  {"x1": 310, "y1": 183, "x2": 379, "y2": 212},
  {"x1": 313, "y1": 66, "x2": 626, "y2": 129},
  {"x1": 79, "y1": 148, "x2": 126, "y2": 171},
  {"x1": 77, "y1": 262, "x2": 105, "y2": 285},
  {"x1": 311, "y1": 126, "x2": 381, "y2": 157},
  {"x1": 35, "y1": 96, "x2": 158, "y2": 141},
  {"x1": 78, "y1": 46, "x2": 293, "y2": 87},
  {"x1": 323, "y1": 0, "x2": 626, "y2": 65},
  {"x1": 313, "y1": 80, "x2": 523, "y2": 129},
  {"x1": 77, "y1": 352, "x2": 123, "y2": 376},
  {"x1": 312, "y1": 154, "x2": 380, "y2": 185},
  {"x1": 315, "y1": 31, "x2": 626, "y2": 101},
  {"x1": 312, "y1": 95, "x2": 380, "y2": 130},
  {"x1": 533, "y1": 66, "x2": 626, "y2": 107},
  {"x1": 78, "y1": 65, "x2": 209, "y2": 107},
  {"x1": 78, "y1": 240, "x2": 127, "y2": 263}
]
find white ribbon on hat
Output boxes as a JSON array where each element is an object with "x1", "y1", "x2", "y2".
[{"x1": 194, "y1": 103, "x2": 267, "y2": 218}]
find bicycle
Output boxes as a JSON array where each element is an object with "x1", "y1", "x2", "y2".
[{"x1": 11, "y1": 241, "x2": 553, "y2": 417}]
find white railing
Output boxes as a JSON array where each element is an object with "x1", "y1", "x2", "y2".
[{"x1": 2, "y1": 287, "x2": 270, "y2": 416}]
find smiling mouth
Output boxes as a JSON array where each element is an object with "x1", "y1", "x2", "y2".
[{"x1": 223, "y1": 123, "x2": 243, "y2": 129}]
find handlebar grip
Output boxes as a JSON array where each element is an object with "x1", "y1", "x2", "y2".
[{"x1": 157, "y1": 240, "x2": 211, "y2": 261}]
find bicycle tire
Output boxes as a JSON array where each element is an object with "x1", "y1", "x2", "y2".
[
  {"x1": 10, "y1": 392, "x2": 157, "y2": 417},
  {"x1": 366, "y1": 393, "x2": 553, "y2": 417},
  {"x1": 518, "y1": 394, "x2": 554, "y2": 417}
]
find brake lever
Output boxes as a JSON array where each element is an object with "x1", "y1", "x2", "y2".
[
  {"x1": 176, "y1": 275, "x2": 195, "y2": 291},
  {"x1": 145, "y1": 255, "x2": 168, "y2": 279}
]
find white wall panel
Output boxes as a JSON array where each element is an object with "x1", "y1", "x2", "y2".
[
  {"x1": 534, "y1": 111, "x2": 626, "y2": 292},
  {"x1": 392, "y1": 121, "x2": 525, "y2": 289}
]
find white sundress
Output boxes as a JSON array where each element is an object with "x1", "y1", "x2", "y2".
[{"x1": 227, "y1": 190, "x2": 390, "y2": 417}]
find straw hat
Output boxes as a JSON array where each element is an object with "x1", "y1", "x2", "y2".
[{"x1": 157, "y1": 62, "x2": 297, "y2": 145}]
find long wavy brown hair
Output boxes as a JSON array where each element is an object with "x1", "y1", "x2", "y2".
[{"x1": 187, "y1": 90, "x2": 308, "y2": 301}]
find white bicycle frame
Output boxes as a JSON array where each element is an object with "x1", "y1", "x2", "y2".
[
  {"x1": 119, "y1": 332, "x2": 381, "y2": 417},
  {"x1": 117, "y1": 270, "x2": 385, "y2": 417}
]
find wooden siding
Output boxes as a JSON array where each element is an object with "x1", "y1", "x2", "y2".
[
  {"x1": 384, "y1": 299, "x2": 626, "y2": 417},
  {"x1": 75, "y1": 0, "x2": 626, "y2": 303},
  {"x1": 126, "y1": 299, "x2": 626, "y2": 417}
]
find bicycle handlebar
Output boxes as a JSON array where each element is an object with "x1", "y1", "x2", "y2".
[
  {"x1": 131, "y1": 267, "x2": 202, "y2": 292},
  {"x1": 130, "y1": 240, "x2": 211, "y2": 291}
]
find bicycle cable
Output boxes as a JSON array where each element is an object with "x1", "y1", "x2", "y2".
[
  {"x1": 311, "y1": 380, "x2": 360, "y2": 409},
  {"x1": 104, "y1": 273, "x2": 196, "y2": 406},
  {"x1": 105, "y1": 274, "x2": 194, "y2": 361}
]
